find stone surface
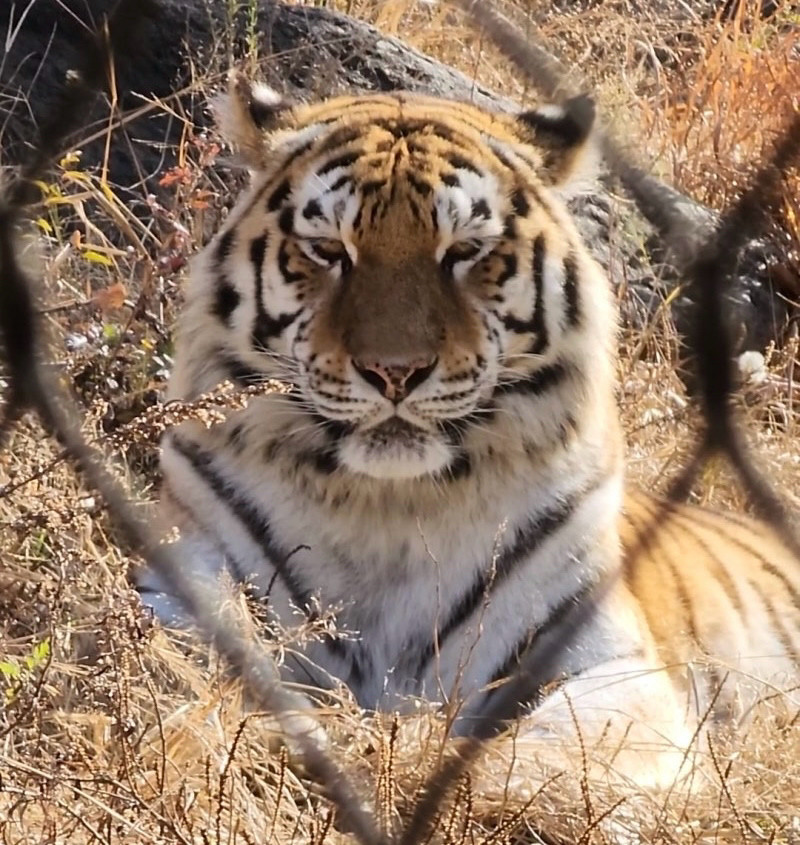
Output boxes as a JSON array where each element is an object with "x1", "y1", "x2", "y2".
[{"x1": 1, "y1": 0, "x2": 793, "y2": 348}]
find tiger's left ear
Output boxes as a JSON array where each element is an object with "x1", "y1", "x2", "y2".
[
  {"x1": 517, "y1": 94, "x2": 596, "y2": 185},
  {"x1": 214, "y1": 72, "x2": 292, "y2": 168}
]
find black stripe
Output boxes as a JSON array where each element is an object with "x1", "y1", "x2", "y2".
[
  {"x1": 317, "y1": 151, "x2": 360, "y2": 177},
  {"x1": 169, "y1": 435, "x2": 312, "y2": 611},
  {"x1": 499, "y1": 235, "x2": 546, "y2": 352},
  {"x1": 530, "y1": 235, "x2": 547, "y2": 352},
  {"x1": 250, "y1": 235, "x2": 267, "y2": 287},
  {"x1": 212, "y1": 280, "x2": 240, "y2": 326},
  {"x1": 624, "y1": 495, "x2": 703, "y2": 644},
  {"x1": 490, "y1": 147, "x2": 513, "y2": 171},
  {"x1": 411, "y1": 482, "x2": 595, "y2": 679},
  {"x1": 494, "y1": 361, "x2": 570, "y2": 398},
  {"x1": 278, "y1": 206, "x2": 294, "y2": 235},
  {"x1": 446, "y1": 153, "x2": 482, "y2": 176},
  {"x1": 494, "y1": 253, "x2": 518, "y2": 287},
  {"x1": 226, "y1": 422, "x2": 245, "y2": 453},
  {"x1": 437, "y1": 407, "x2": 496, "y2": 445},
  {"x1": 669, "y1": 505, "x2": 800, "y2": 613},
  {"x1": 169, "y1": 440, "x2": 361, "y2": 680},
  {"x1": 218, "y1": 351, "x2": 267, "y2": 386},
  {"x1": 501, "y1": 314, "x2": 534, "y2": 334},
  {"x1": 329, "y1": 174, "x2": 351, "y2": 193},
  {"x1": 525, "y1": 183, "x2": 555, "y2": 220},
  {"x1": 471, "y1": 198, "x2": 491, "y2": 220},
  {"x1": 510, "y1": 188, "x2": 530, "y2": 218},
  {"x1": 674, "y1": 524, "x2": 746, "y2": 618},
  {"x1": 486, "y1": 576, "x2": 595, "y2": 697},
  {"x1": 407, "y1": 173, "x2": 432, "y2": 197},
  {"x1": 286, "y1": 395, "x2": 354, "y2": 441},
  {"x1": 502, "y1": 215, "x2": 517, "y2": 238},
  {"x1": 296, "y1": 446, "x2": 340, "y2": 475},
  {"x1": 747, "y1": 579, "x2": 800, "y2": 666},
  {"x1": 302, "y1": 199, "x2": 323, "y2": 220},
  {"x1": 280, "y1": 138, "x2": 316, "y2": 171},
  {"x1": 489, "y1": 630, "x2": 537, "y2": 693},
  {"x1": 267, "y1": 178, "x2": 291, "y2": 212},
  {"x1": 368, "y1": 117, "x2": 475, "y2": 148},
  {"x1": 370, "y1": 199, "x2": 386, "y2": 226},
  {"x1": 562, "y1": 254, "x2": 580, "y2": 328},
  {"x1": 629, "y1": 497, "x2": 747, "y2": 616},
  {"x1": 276, "y1": 239, "x2": 307, "y2": 283},
  {"x1": 655, "y1": 526, "x2": 702, "y2": 644},
  {"x1": 210, "y1": 230, "x2": 239, "y2": 326},
  {"x1": 250, "y1": 234, "x2": 268, "y2": 324},
  {"x1": 318, "y1": 125, "x2": 363, "y2": 151},
  {"x1": 440, "y1": 450, "x2": 471, "y2": 482},
  {"x1": 252, "y1": 310, "x2": 301, "y2": 348},
  {"x1": 214, "y1": 228, "x2": 235, "y2": 264},
  {"x1": 359, "y1": 179, "x2": 386, "y2": 196},
  {"x1": 479, "y1": 612, "x2": 648, "y2": 731},
  {"x1": 247, "y1": 234, "x2": 302, "y2": 347},
  {"x1": 760, "y1": 561, "x2": 800, "y2": 614}
]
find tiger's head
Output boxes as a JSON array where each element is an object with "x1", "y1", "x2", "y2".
[{"x1": 178, "y1": 76, "x2": 615, "y2": 481}]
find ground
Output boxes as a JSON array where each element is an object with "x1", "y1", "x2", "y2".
[{"x1": 0, "y1": 0, "x2": 799, "y2": 842}]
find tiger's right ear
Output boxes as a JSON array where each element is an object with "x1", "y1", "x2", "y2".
[
  {"x1": 214, "y1": 73, "x2": 291, "y2": 168},
  {"x1": 517, "y1": 94, "x2": 597, "y2": 185}
]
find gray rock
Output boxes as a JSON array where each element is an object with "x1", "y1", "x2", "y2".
[{"x1": 1, "y1": 0, "x2": 793, "y2": 348}]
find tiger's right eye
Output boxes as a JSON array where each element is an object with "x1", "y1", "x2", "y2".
[{"x1": 299, "y1": 238, "x2": 353, "y2": 274}]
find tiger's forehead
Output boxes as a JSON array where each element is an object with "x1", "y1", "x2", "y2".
[
  {"x1": 261, "y1": 94, "x2": 538, "y2": 259},
  {"x1": 287, "y1": 93, "x2": 521, "y2": 146},
  {"x1": 271, "y1": 94, "x2": 531, "y2": 218}
]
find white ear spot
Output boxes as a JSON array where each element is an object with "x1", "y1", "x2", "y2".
[
  {"x1": 248, "y1": 82, "x2": 283, "y2": 110},
  {"x1": 213, "y1": 72, "x2": 289, "y2": 168}
]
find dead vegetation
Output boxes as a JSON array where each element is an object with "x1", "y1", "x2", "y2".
[{"x1": 1, "y1": 0, "x2": 799, "y2": 842}]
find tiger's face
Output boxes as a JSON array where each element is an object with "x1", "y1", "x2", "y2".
[{"x1": 204, "y1": 81, "x2": 601, "y2": 480}]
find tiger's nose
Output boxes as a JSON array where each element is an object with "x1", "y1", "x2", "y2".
[{"x1": 352, "y1": 356, "x2": 438, "y2": 402}]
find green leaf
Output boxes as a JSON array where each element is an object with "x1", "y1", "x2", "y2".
[
  {"x1": 0, "y1": 661, "x2": 21, "y2": 680},
  {"x1": 83, "y1": 249, "x2": 113, "y2": 266},
  {"x1": 32, "y1": 639, "x2": 51, "y2": 663}
]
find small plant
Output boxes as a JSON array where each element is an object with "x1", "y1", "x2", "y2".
[
  {"x1": 223, "y1": 0, "x2": 263, "y2": 69},
  {"x1": 0, "y1": 637, "x2": 50, "y2": 704}
]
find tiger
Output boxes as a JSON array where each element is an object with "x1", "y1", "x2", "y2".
[{"x1": 137, "y1": 74, "x2": 800, "y2": 788}]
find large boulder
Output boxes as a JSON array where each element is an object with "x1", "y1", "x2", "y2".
[{"x1": 1, "y1": 0, "x2": 793, "y2": 349}]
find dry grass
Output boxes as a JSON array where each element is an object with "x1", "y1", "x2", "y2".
[{"x1": 2, "y1": 0, "x2": 800, "y2": 841}]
